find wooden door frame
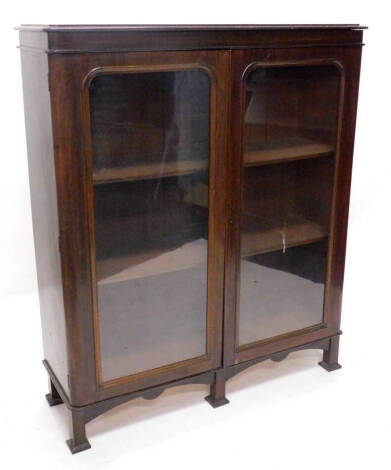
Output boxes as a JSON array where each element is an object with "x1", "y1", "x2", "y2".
[
  {"x1": 224, "y1": 46, "x2": 363, "y2": 366},
  {"x1": 50, "y1": 50, "x2": 230, "y2": 405}
]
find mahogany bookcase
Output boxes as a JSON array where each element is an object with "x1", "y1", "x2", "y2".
[{"x1": 18, "y1": 24, "x2": 365, "y2": 453}]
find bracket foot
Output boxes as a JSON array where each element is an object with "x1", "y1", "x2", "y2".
[
  {"x1": 45, "y1": 393, "x2": 63, "y2": 407},
  {"x1": 204, "y1": 395, "x2": 230, "y2": 408},
  {"x1": 319, "y1": 361, "x2": 342, "y2": 372},
  {"x1": 66, "y1": 438, "x2": 91, "y2": 454}
]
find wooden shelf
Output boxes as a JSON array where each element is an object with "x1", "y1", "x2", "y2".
[
  {"x1": 93, "y1": 159, "x2": 207, "y2": 184},
  {"x1": 244, "y1": 142, "x2": 333, "y2": 167},
  {"x1": 93, "y1": 141, "x2": 333, "y2": 184},
  {"x1": 97, "y1": 239, "x2": 208, "y2": 285},
  {"x1": 97, "y1": 219, "x2": 327, "y2": 285},
  {"x1": 241, "y1": 219, "x2": 327, "y2": 257}
]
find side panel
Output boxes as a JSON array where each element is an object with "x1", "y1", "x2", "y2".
[{"x1": 20, "y1": 46, "x2": 69, "y2": 394}]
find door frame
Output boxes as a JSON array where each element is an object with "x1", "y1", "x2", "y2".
[
  {"x1": 51, "y1": 50, "x2": 230, "y2": 405},
  {"x1": 224, "y1": 46, "x2": 362, "y2": 366}
]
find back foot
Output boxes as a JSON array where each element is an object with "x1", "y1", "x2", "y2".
[
  {"x1": 319, "y1": 336, "x2": 342, "y2": 372},
  {"x1": 46, "y1": 378, "x2": 63, "y2": 406}
]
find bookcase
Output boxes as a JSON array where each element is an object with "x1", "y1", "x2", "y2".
[{"x1": 18, "y1": 24, "x2": 365, "y2": 453}]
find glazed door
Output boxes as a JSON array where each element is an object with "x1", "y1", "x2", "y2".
[
  {"x1": 83, "y1": 52, "x2": 229, "y2": 393},
  {"x1": 225, "y1": 48, "x2": 356, "y2": 365}
]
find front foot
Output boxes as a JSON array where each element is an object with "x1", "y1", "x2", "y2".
[
  {"x1": 319, "y1": 336, "x2": 342, "y2": 372},
  {"x1": 67, "y1": 410, "x2": 91, "y2": 454},
  {"x1": 319, "y1": 361, "x2": 342, "y2": 372},
  {"x1": 66, "y1": 438, "x2": 91, "y2": 454},
  {"x1": 205, "y1": 370, "x2": 229, "y2": 408},
  {"x1": 204, "y1": 394, "x2": 229, "y2": 408}
]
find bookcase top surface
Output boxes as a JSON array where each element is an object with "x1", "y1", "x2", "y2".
[
  {"x1": 17, "y1": 24, "x2": 366, "y2": 54},
  {"x1": 17, "y1": 24, "x2": 367, "y2": 32}
]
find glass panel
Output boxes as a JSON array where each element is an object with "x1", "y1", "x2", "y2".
[
  {"x1": 239, "y1": 65, "x2": 340, "y2": 346},
  {"x1": 89, "y1": 70, "x2": 210, "y2": 381}
]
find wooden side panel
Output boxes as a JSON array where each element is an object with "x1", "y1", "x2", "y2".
[{"x1": 20, "y1": 46, "x2": 69, "y2": 395}]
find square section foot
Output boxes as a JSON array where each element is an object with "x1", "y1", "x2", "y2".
[
  {"x1": 66, "y1": 438, "x2": 91, "y2": 454},
  {"x1": 45, "y1": 393, "x2": 63, "y2": 407},
  {"x1": 318, "y1": 361, "x2": 342, "y2": 372},
  {"x1": 204, "y1": 395, "x2": 230, "y2": 408}
]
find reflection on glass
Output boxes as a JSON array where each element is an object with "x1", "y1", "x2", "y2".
[
  {"x1": 239, "y1": 65, "x2": 340, "y2": 346},
  {"x1": 89, "y1": 70, "x2": 210, "y2": 381}
]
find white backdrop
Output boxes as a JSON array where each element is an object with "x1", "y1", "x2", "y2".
[{"x1": 1, "y1": 2, "x2": 390, "y2": 469}]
